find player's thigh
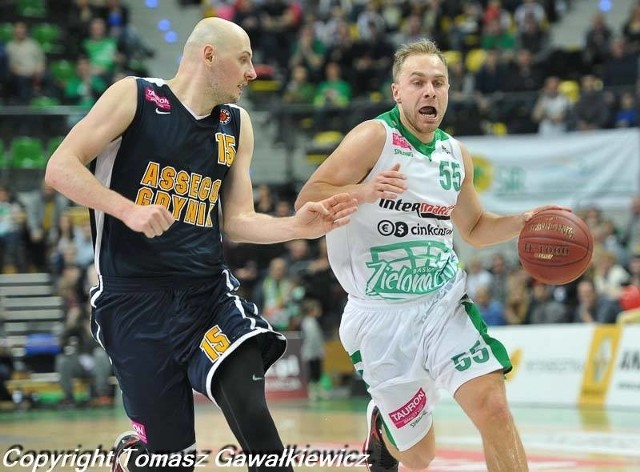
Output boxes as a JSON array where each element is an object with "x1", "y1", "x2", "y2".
[
  {"x1": 186, "y1": 293, "x2": 286, "y2": 402},
  {"x1": 428, "y1": 296, "x2": 511, "y2": 396},
  {"x1": 93, "y1": 291, "x2": 195, "y2": 452}
]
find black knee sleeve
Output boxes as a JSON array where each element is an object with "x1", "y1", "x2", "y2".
[{"x1": 211, "y1": 337, "x2": 293, "y2": 472}]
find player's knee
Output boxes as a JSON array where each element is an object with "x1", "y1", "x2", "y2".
[
  {"x1": 476, "y1": 391, "x2": 512, "y2": 428},
  {"x1": 398, "y1": 449, "x2": 435, "y2": 470}
]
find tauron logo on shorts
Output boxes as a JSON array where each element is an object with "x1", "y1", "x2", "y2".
[
  {"x1": 389, "y1": 388, "x2": 427, "y2": 428},
  {"x1": 379, "y1": 199, "x2": 454, "y2": 220}
]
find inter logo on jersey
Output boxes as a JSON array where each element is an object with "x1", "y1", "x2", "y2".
[
  {"x1": 379, "y1": 198, "x2": 455, "y2": 220},
  {"x1": 219, "y1": 109, "x2": 231, "y2": 124}
]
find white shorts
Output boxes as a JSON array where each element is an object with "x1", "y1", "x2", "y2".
[{"x1": 339, "y1": 273, "x2": 511, "y2": 451}]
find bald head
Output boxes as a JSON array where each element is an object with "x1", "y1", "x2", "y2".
[{"x1": 183, "y1": 17, "x2": 249, "y2": 59}]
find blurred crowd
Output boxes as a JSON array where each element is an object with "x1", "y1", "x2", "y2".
[
  {"x1": 0, "y1": 0, "x2": 154, "y2": 107},
  {"x1": 204, "y1": 0, "x2": 640, "y2": 136}
]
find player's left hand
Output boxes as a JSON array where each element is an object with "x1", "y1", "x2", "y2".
[{"x1": 293, "y1": 193, "x2": 358, "y2": 238}]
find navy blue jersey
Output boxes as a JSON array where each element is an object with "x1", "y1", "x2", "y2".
[{"x1": 90, "y1": 78, "x2": 241, "y2": 281}]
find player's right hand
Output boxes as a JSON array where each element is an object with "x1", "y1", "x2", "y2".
[
  {"x1": 123, "y1": 204, "x2": 175, "y2": 238},
  {"x1": 361, "y1": 163, "x2": 407, "y2": 203}
]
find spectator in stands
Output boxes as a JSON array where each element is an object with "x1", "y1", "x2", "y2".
[
  {"x1": 255, "y1": 257, "x2": 296, "y2": 331},
  {"x1": 622, "y1": 195, "x2": 640, "y2": 257},
  {"x1": 5, "y1": 22, "x2": 46, "y2": 105},
  {"x1": 573, "y1": 279, "x2": 621, "y2": 324},
  {"x1": 313, "y1": 61, "x2": 351, "y2": 130},
  {"x1": 288, "y1": 25, "x2": 326, "y2": 83},
  {"x1": 481, "y1": 18, "x2": 516, "y2": 53},
  {"x1": 285, "y1": 239, "x2": 313, "y2": 279},
  {"x1": 482, "y1": 0, "x2": 512, "y2": 32},
  {"x1": 450, "y1": 1, "x2": 483, "y2": 53},
  {"x1": 232, "y1": 0, "x2": 263, "y2": 59},
  {"x1": 517, "y1": 16, "x2": 550, "y2": 61},
  {"x1": 474, "y1": 285, "x2": 506, "y2": 326},
  {"x1": 254, "y1": 184, "x2": 276, "y2": 214},
  {"x1": 68, "y1": 0, "x2": 102, "y2": 47},
  {"x1": 397, "y1": 10, "x2": 427, "y2": 46},
  {"x1": 222, "y1": 238, "x2": 258, "y2": 299},
  {"x1": 602, "y1": 38, "x2": 639, "y2": 88},
  {"x1": 20, "y1": 180, "x2": 69, "y2": 272},
  {"x1": 0, "y1": 337, "x2": 14, "y2": 406},
  {"x1": 622, "y1": 3, "x2": 640, "y2": 54},
  {"x1": 514, "y1": 0, "x2": 546, "y2": 34},
  {"x1": 504, "y1": 48, "x2": 543, "y2": 93},
  {"x1": 503, "y1": 269, "x2": 531, "y2": 325},
  {"x1": 528, "y1": 281, "x2": 568, "y2": 324},
  {"x1": 351, "y1": 21, "x2": 394, "y2": 95},
  {"x1": 593, "y1": 249, "x2": 630, "y2": 300},
  {"x1": 614, "y1": 91, "x2": 639, "y2": 128},
  {"x1": 355, "y1": 3, "x2": 386, "y2": 42},
  {"x1": 489, "y1": 252, "x2": 511, "y2": 304},
  {"x1": 573, "y1": 74, "x2": 610, "y2": 130},
  {"x1": 583, "y1": 13, "x2": 613, "y2": 70},
  {"x1": 0, "y1": 185, "x2": 27, "y2": 273},
  {"x1": 466, "y1": 257, "x2": 493, "y2": 299},
  {"x1": 55, "y1": 300, "x2": 113, "y2": 407},
  {"x1": 64, "y1": 56, "x2": 108, "y2": 126},
  {"x1": 83, "y1": 18, "x2": 120, "y2": 79},
  {"x1": 531, "y1": 75, "x2": 570, "y2": 135},
  {"x1": 259, "y1": 0, "x2": 303, "y2": 72},
  {"x1": 101, "y1": 0, "x2": 130, "y2": 38},
  {"x1": 323, "y1": 21, "x2": 357, "y2": 82},
  {"x1": 473, "y1": 48, "x2": 507, "y2": 96},
  {"x1": 300, "y1": 298, "x2": 325, "y2": 401},
  {"x1": 277, "y1": 64, "x2": 315, "y2": 138}
]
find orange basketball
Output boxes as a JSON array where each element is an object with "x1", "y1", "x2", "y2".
[{"x1": 517, "y1": 209, "x2": 593, "y2": 285}]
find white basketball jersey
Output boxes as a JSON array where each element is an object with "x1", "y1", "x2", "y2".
[{"x1": 327, "y1": 106, "x2": 466, "y2": 303}]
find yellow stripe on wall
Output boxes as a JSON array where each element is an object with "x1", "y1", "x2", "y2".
[{"x1": 579, "y1": 325, "x2": 622, "y2": 407}]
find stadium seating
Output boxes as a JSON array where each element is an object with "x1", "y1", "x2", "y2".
[{"x1": 10, "y1": 136, "x2": 46, "y2": 169}]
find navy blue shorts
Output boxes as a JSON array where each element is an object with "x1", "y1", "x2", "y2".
[{"x1": 90, "y1": 269, "x2": 286, "y2": 452}]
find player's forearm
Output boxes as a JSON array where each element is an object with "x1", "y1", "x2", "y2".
[
  {"x1": 464, "y1": 213, "x2": 526, "y2": 248},
  {"x1": 45, "y1": 157, "x2": 136, "y2": 221},
  {"x1": 223, "y1": 213, "x2": 302, "y2": 244},
  {"x1": 295, "y1": 182, "x2": 364, "y2": 210}
]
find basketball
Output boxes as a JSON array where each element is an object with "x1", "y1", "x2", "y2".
[{"x1": 517, "y1": 209, "x2": 593, "y2": 285}]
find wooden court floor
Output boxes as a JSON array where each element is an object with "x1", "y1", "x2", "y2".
[{"x1": 1, "y1": 397, "x2": 639, "y2": 471}]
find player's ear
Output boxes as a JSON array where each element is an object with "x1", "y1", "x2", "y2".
[{"x1": 204, "y1": 44, "x2": 215, "y2": 64}]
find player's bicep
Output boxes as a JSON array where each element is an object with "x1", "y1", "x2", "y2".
[
  {"x1": 305, "y1": 121, "x2": 386, "y2": 187},
  {"x1": 221, "y1": 107, "x2": 256, "y2": 220},
  {"x1": 451, "y1": 143, "x2": 483, "y2": 239},
  {"x1": 52, "y1": 78, "x2": 138, "y2": 166}
]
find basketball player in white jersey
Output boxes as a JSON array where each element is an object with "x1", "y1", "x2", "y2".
[{"x1": 296, "y1": 39, "x2": 560, "y2": 472}]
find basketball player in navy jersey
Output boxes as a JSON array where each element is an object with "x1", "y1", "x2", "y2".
[{"x1": 45, "y1": 17, "x2": 357, "y2": 472}]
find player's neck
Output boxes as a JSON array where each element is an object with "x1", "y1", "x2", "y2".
[{"x1": 165, "y1": 76, "x2": 217, "y2": 116}]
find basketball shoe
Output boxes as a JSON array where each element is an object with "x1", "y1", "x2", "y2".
[
  {"x1": 111, "y1": 431, "x2": 141, "y2": 472},
  {"x1": 364, "y1": 400, "x2": 399, "y2": 472}
]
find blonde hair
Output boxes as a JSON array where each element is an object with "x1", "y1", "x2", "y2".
[{"x1": 392, "y1": 39, "x2": 447, "y2": 82}]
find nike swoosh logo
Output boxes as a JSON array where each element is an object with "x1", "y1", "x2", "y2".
[
  {"x1": 155, "y1": 108, "x2": 171, "y2": 115},
  {"x1": 252, "y1": 374, "x2": 263, "y2": 381}
]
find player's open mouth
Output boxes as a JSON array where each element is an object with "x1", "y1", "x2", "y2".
[{"x1": 419, "y1": 106, "x2": 437, "y2": 118}]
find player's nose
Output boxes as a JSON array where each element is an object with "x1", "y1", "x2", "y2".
[{"x1": 246, "y1": 62, "x2": 257, "y2": 81}]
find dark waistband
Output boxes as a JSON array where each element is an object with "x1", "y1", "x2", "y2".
[{"x1": 98, "y1": 274, "x2": 224, "y2": 292}]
